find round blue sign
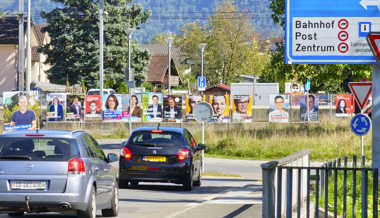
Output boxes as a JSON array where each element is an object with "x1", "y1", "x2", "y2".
[{"x1": 350, "y1": 114, "x2": 371, "y2": 136}]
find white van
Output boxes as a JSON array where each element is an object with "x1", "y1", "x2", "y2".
[{"x1": 87, "y1": 88, "x2": 116, "y2": 95}]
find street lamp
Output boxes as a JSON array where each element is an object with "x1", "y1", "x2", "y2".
[
  {"x1": 124, "y1": 28, "x2": 135, "y2": 135},
  {"x1": 199, "y1": 43, "x2": 207, "y2": 95},
  {"x1": 124, "y1": 28, "x2": 135, "y2": 69},
  {"x1": 165, "y1": 37, "x2": 174, "y2": 94}
]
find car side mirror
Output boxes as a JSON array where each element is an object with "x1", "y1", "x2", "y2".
[
  {"x1": 197, "y1": 143, "x2": 206, "y2": 150},
  {"x1": 107, "y1": 153, "x2": 119, "y2": 162}
]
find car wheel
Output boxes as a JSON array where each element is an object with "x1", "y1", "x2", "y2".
[
  {"x1": 78, "y1": 186, "x2": 96, "y2": 218},
  {"x1": 102, "y1": 184, "x2": 119, "y2": 217},
  {"x1": 7, "y1": 212, "x2": 24, "y2": 217},
  {"x1": 193, "y1": 170, "x2": 202, "y2": 187},
  {"x1": 130, "y1": 181, "x2": 139, "y2": 186},
  {"x1": 118, "y1": 180, "x2": 129, "y2": 189},
  {"x1": 183, "y1": 174, "x2": 193, "y2": 191}
]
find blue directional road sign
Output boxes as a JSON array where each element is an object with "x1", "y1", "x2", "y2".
[
  {"x1": 198, "y1": 76, "x2": 206, "y2": 91},
  {"x1": 285, "y1": 0, "x2": 380, "y2": 64},
  {"x1": 350, "y1": 114, "x2": 371, "y2": 136}
]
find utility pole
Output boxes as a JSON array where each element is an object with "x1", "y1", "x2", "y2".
[
  {"x1": 18, "y1": 0, "x2": 24, "y2": 90},
  {"x1": 26, "y1": 0, "x2": 31, "y2": 91}
]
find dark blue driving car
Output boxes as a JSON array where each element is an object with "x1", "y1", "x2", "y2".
[{"x1": 119, "y1": 126, "x2": 206, "y2": 191}]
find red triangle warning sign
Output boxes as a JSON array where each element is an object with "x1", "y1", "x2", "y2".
[
  {"x1": 348, "y1": 82, "x2": 372, "y2": 109},
  {"x1": 367, "y1": 33, "x2": 380, "y2": 64}
]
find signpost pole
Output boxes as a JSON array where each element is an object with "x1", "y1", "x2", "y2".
[
  {"x1": 202, "y1": 122, "x2": 205, "y2": 172},
  {"x1": 307, "y1": 90, "x2": 309, "y2": 123},
  {"x1": 372, "y1": 64, "x2": 380, "y2": 173}
]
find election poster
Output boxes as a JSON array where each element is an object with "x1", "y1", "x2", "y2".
[
  {"x1": 335, "y1": 94, "x2": 352, "y2": 117},
  {"x1": 46, "y1": 93, "x2": 67, "y2": 121},
  {"x1": 3, "y1": 91, "x2": 39, "y2": 131},
  {"x1": 102, "y1": 94, "x2": 122, "y2": 121},
  {"x1": 121, "y1": 94, "x2": 130, "y2": 121},
  {"x1": 85, "y1": 95, "x2": 101, "y2": 117},
  {"x1": 122, "y1": 94, "x2": 142, "y2": 122},
  {"x1": 185, "y1": 95, "x2": 205, "y2": 122},
  {"x1": 66, "y1": 95, "x2": 85, "y2": 122},
  {"x1": 163, "y1": 95, "x2": 182, "y2": 122},
  {"x1": 209, "y1": 95, "x2": 229, "y2": 123},
  {"x1": 142, "y1": 93, "x2": 163, "y2": 122},
  {"x1": 232, "y1": 95, "x2": 252, "y2": 122},
  {"x1": 269, "y1": 95, "x2": 289, "y2": 123},
  {"x1": 300, "y1": 94, "x2": 319, "y2": 122}
]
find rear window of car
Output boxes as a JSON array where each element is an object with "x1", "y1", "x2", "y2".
[
  {"x1": 128, "y1": 131, "x2": 185, "y2": 148},
  {"x1": 0, "y1": 138, "x2": 80, "y2": 161}
]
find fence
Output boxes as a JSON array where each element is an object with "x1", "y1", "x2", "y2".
[
  {"x1": 261, "y1": 149, "x2": 311, "y2": 218},
  {"x1": 277, "y1": 155, "x2": 378, "y2": 218}
]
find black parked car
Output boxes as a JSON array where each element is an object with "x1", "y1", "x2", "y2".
[{"x1": 119, "y1": 126, "x2": 206, "y2": 191}]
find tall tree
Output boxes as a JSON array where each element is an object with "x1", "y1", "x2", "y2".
[
  {"x1": 39, "y1": 0, "x2": 152, "y2": 89},
  {"x1": 177, "y1": 1, "x2": 257, "y2": 85}
]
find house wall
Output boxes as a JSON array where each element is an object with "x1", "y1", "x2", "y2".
[{"x1": 0, "y1": 45, "x2": 17, "y2": 94}]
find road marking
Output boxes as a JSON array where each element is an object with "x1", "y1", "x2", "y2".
[
  {"x1": 185, "y1": 188, "x2": 235, "y2": 206},
  {"x1": 166, "y1": 183, "x2": 262, "y2": 218},
  {"x1": 209, "y1": 186, "x2": 262, "y2": 204}
]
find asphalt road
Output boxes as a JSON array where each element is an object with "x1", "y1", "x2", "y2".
[{"x1": 0, "y1": 140, "x2": 264, "y2": 218}]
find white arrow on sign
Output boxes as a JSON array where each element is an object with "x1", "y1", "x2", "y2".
[
  {"x1": 361, "y1": 117, "x2": 368, "y2": 126},
  {"x1": 359, "y1": 0, "x2": 380, "y2": 11},
  {"x1": 352, "y1": 118, "x2": 358, "y2": 129},
  {"x1": 357, "y1": 128, "x2": 367, "y2": 133}
]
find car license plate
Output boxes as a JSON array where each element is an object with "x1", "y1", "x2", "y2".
[
  {"x1": 11, "y1": 181, "x2": 47, "y2": 190},
  {"x1": 143, "y1": 156, "x2": 166, "y2": 162}
]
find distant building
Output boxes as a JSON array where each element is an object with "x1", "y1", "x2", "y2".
[
  {"x1": 203, "y1": 84, "x2": 231, "y2": 95},
  {"x1": 139, "y1": 44, "x2": 185, "y2": 89},
  {"x1": 0, "y1": 17, "x2": 51, "y2": 94}
]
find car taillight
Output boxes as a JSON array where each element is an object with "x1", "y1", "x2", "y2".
[
  {"x1": 121, "y1": 147, "x2": 132, "y2": 159},
  {"x1": 68, "y1": 158, "x2": 85, "y2": 175},
  {"x1": 177, "y1": 149, "x2": 190, "y2": 161}
]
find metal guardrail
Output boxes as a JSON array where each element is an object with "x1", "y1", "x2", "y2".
[{"x1": 277, "y1": 156, "x2": 378, "y2": 218}]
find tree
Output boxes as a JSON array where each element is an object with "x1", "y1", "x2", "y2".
[
  {"x1": 240, "y1": 39, "x2": 271, "y2": 105},
  {"x1": 177, "y1": 1, "x2": 257, "y2": 85},
  {"x1": 267, "y1": 0, "x2": 371, "y2": 92},
  {"x1": 39, "y1": 0, "x2": 152, "y2": 89}
]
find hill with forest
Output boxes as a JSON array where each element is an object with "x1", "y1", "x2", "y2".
[{"x1": 0, "y1": 0, "x2": 283, "y2": 43}]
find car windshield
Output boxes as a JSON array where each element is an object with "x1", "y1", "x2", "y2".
[
  {"x1": 0, "y1": 137, "x2": 80, "y2": 161},
  {"x1": 128, "y1": 131, "x2": 184, "y2": 148}
]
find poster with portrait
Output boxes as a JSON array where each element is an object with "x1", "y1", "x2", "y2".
[
  {"x1": 121, "y1": 94, "x2": 130, "y2": 121},
  {"x1": 46, "y1": 93, "x2": 67, "y2": 121},
  {"x1": 3, "y1": 91, "x2": 39, "y2": 130},
  {"x1": 102, "y1": 94, "x2": 122, "y2": 121},
  {"x1": 123, "y1": 94, "x2": 142, "y2": 122},
  {"x1": 300, "y1": 94, "x2": 319, "y2": 122},
  {"x1": 163, "y1": 95, "x2": 183, "y2": 122},
  {"x1": 66, "y1": 95, "x2": 85, "y2": 122},
  {"x1": 85, "y1": 95, "x2": 101, "y2": 117},
  {"x1": 209, "y1": 95, "x2": 229, "y2": 123},
  {"x1": 186, "y1": 95, "x2": 205, "y2": 122},
  {"x1": 291, "y1": 94, "x2": 301, "y2": 106},
  {"x1": 232, "y1": 95, "x2": 252, "y2": 122},
  {"x1": 363, "y1": 94, "x2": 372, "y2": 115},
  {"x1": 335, "y1": 94, "x2": 352, "y2": 117},
  {"x1": 142, "y1": 93, "x2": 163, "y2": 122},
  {"x1": 269, "y1": 95, "x2": 289, "y2": 123}
]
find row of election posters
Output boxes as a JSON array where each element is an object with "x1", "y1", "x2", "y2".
[
  {"x1": 185, "y1": 95, "x2": 252, "y2": 123},
  {"x1": 269, "y1": 94, "x2": 319, "y2": 122}
]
